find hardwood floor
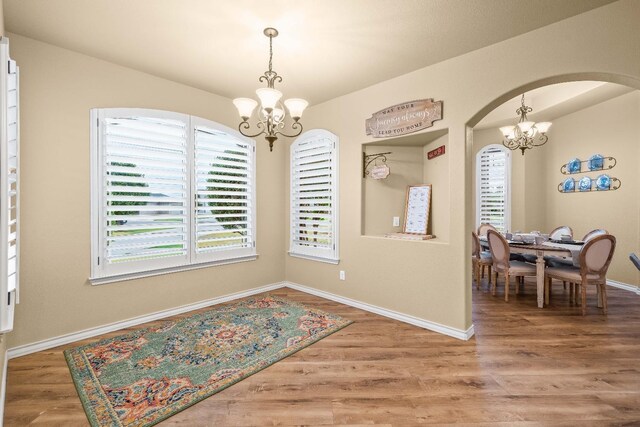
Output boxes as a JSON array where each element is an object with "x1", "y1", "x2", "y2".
[{"x1": 5, "y1": 281, "x2": 640, "y2": 426}]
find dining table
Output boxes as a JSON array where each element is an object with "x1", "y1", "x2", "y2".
[{"x1": 480, "y1": 237, "x2": 583, "y2": 308}]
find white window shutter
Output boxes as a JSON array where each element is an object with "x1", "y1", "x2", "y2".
[
  {"x1": 476, "y1": 145, "x2": 510, "y2": 233},
  {"x1": 192, "y1": 119, "x2": 256, "y2": 263},
  {"x1": 0, "y1": 39, "x2": 18, "y2": 333},
  {"x1": 290, "y1": 130, "x2": 339, "y2": 263},
  {"x1": 93, "y1": 109, "x2": 191, "y2": 278}
]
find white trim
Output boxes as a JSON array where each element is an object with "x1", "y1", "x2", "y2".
[
  {"x1": 285, "y1": 281, "x2": 475, "y2": 341},
  {"x1": 0, "y1": 348, "x2": 7, "y2": 426},
  {"x1": 7, "y1": 279, "x2": 476, "y2": 360},
  {"x1": 607, "y1": 279, "x2": 640, "y2": 295},
  {"x1": 287, "y1": 252, "x2": 339, "y2": 265},
  {"x1": 7, "y1": 282, "x2": 285, "y2": 360},
  {"x1": 90, "y1": 254, "x2": 258, "y2": 285}
]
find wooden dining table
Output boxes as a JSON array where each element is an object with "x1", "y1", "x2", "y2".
[{"x1": 480, "y1": 238, "x2": 580, "y2": 308}]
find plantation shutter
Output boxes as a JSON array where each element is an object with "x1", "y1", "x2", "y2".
[
  {"x1": 290, "y1": 130, "x2": 339, "y2": 263},
  {"x1": 193, "y1": 120, "x2": 256, "y2": 263},
  {"x1": 95, "y1": 109, "x2": 190, "y2": 278},
  {"x1": 477, "y1": 145, "x2": 510, "y2": 232},
  {"x1": 0, "y1": 39, "x2": 18, "y2": 333}
]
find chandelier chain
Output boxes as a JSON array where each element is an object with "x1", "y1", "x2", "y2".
[{"x1": 268, "y1": 33, "x2": 273, "y2": 73}]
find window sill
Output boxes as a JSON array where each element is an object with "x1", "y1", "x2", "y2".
[
  {"x1": 288, "y1": 252, "x2": 340, "y2": 265},
  {"x1": 90, "y1": 254, "x2": 259, "y2": 286}
]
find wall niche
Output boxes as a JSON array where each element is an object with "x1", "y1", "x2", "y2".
[{"x1": 361, "y1": 128, "x2": 450, "y2": 243}]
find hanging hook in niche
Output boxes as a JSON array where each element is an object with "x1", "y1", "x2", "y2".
[{"x1": 363, "y1": 151, "x2": 392, "y2": 178}]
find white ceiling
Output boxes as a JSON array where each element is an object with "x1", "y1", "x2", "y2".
[{"x1": 4, "y1": 0, "x2": 617, "y2": 106}]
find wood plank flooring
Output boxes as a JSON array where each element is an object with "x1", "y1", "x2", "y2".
[{"x1": 5, "y1": 280, "x2": 640, "y2": 426}]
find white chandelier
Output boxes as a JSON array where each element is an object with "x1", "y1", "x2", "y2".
[
  {"x1": 233, "y1": 27, "x2": 308, "y2": 152},
  {"x1": 499, "y1": 94, "x2": 552, "y2": 155}
]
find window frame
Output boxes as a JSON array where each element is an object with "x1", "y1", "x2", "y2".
[
  {"x1": 289, "y1": 129, "x2": 339, "y2": 264},
  {"x1": 475, "y1": 144, "x2": 511, "y2": 233},
  {"x1": 90, "y1": 108, "x2": 257, "y2": 285},
  {"x1": 0, "y1": 38, "x2": 19, "y2": 333}
]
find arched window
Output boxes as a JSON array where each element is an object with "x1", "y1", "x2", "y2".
[
  {"x1": 476, "y1": 144, "x2": 511, "y2": 232},
  {"x1": 90, "y1": 108, "x2": 256, "y2": 283},
  {"x1": 290, "y1": 130, "x2": 339, "y2": 264}
]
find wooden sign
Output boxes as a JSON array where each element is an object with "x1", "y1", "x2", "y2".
[
  {"x1": 370, "y1": 164, "x2": 390, "y2": 180},
  {"x1": 365, "y1": 99, "x2": 443, "y2": 138},
  {"x1": 427, "y1": 145, "x2": 446, "y2": 160}
]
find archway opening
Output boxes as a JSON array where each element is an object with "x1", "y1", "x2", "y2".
[{"x1": 466, "y1": 73, "x2": 640, "y2": 319}]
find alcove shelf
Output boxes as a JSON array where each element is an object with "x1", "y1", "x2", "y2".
[{"x1": 361, "y1": 128, "x2": 450, "y2": 243}]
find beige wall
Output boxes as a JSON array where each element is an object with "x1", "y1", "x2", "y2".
[
  {"x1": 542, "y1": 91, "x2": 640, "y2": 286},
  {"x1": 423, "y1": 134, "x2": 450, "y2": 241},
  {"x1": 7, "y1": 34, "x2": 286, "y2": 348},
  {"x1": 362, "y1": 132, "x2": 450, "y2": 240},
  {"x1": 362, "y1": 145, "x2": 423, "y2": 236},
  {"x1": 286, "y1": 0, "x2": 640, "y2": 331}
]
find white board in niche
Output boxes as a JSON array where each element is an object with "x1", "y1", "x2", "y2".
[{"x1": 403, "y1": 184, "x2": 432, "y2": 235}]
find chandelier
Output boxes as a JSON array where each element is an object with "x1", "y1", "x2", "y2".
[
  {"x1": 499, "y1": 94, "x2": 552, "y2": 155},
  {"x1": 233, "y1": 28, "x2": 308, "y2": 152}
]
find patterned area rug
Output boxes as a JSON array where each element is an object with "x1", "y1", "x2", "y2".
[{"x1": 64, "y1": 295, "x2": 352, "y2": 427}]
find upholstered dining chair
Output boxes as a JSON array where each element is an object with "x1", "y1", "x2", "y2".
[
  {"x1": 471, "y1": 231, "x2": 492, "y2": 289},
  {"x1": 544, "y1": 234, "x2": 616, "y2": 315},
  {"x1": 549, "y1": 225, "x2": 573, "y2": 240},
  {"x1": 477, "y1": 223, "x2": 498, "y2": 237},
  {"x1": 487, "y1": 230, "x2": 537, "y2": 302},
  {"x1": 582, "y1": 228, "x2": 608, "y2": 242},
  {"x1": 547, "y1": 228, "x2": 609, "y2": 269}
]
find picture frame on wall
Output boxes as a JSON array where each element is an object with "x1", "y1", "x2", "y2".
[{"x1": 403, "y1": 184, "x2": 432, "y2": 235}]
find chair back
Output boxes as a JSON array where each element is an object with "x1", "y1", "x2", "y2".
[
  {"x1": 579, "y1": 234, "x2": 616, "y2": 279},
  {"x1": 549, "y1": 225, "x2": 573, "y2": 240},
  {"x1": 487, "y1": 230, "x2": 510, "y2": 273},
  {"x1": 471, "y1": 232, "x2": 481, "y2": 258},
  {"x1": 583, "y1": 228, "x2": 608, "y2": 242},
  {"x1": 477, "y1": 223, "x2": 498, "y2": 237}
]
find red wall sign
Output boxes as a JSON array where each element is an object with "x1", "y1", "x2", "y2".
[{"x1": 427, "y1": 145, "x2": 446, "y2": 160}]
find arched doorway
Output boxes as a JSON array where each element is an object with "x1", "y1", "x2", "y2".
[{"x1": 465, "y1": 73, "x2": 640, "y2": 316}]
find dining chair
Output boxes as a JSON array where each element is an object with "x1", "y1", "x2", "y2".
[
  {"x1": 544, "y1": 234, "x2": 616, "y2": 315},
  {"x1": 583, "y1": 228, "x2": 608, "y2": 242},
  {"x1": 477, "y1": 223, "x2": 498, "y2": 237},
  {"x1": 547, "y1": 228, "x2": 609, "y2": 268},
  {"x1": 487, "y1": 230, "x2": 537, "y2": 302},
  {"x1": 471, "y1": 231, "x2": 492, "y2": 289},
  {"x1": 549, "y1": 225, "x2": 573, "y2": 240}
]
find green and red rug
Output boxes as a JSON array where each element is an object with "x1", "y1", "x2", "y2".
[{"x1": 64, "y1": 295, "x2": 352, "y2": 427}]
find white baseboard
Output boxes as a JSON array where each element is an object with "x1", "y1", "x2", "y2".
[
  {"x1": 285, "y1": 281, "x2": 475, "y2": 341},
  {"x1": 7, "y1": 282, "x2": 286, "y2": 360},
  {"x1": 607, "y1": 279, "x2": 640, "y2": 295},
  {"x1": 7, "y1": 279, "x2": 476, "y2": 360}
]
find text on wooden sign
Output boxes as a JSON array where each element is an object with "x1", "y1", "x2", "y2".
[{"x1": 365, "y1": 99, "x2": 443, "y2": 138}]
